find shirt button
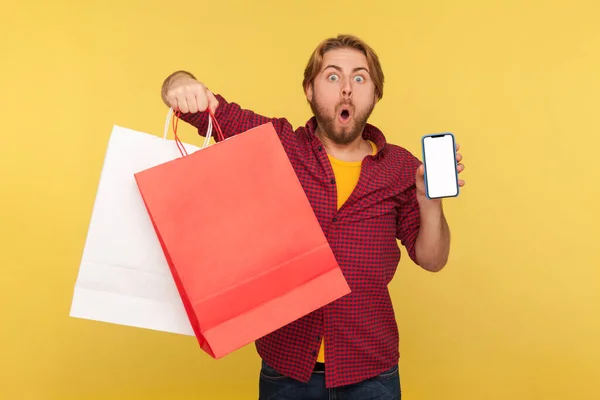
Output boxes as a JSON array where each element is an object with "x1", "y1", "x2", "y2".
[
  {"x1": 330, "y1": 179, "x2": 335, "y2": 184},
  {"x1": 312, "y1": 351, "x2": 317, "y2": 356},
  {"x1": 332, "y1": 217, "x2": 337, "y2": 222},
  {"x1": 317, "y1": 146, "x2": 323, "y2": 151}
]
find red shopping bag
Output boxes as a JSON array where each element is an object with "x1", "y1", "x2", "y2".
[{"x1": 133, "y1": 110, "x2": 350, "y2": 359}]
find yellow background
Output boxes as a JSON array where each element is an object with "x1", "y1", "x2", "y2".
[{"x1": 1, "y1": 0, "x2": 599, "y2": 398}]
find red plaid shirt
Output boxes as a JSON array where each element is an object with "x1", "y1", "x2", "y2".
[{"x1": 179, "y1": 94, "x2": 422, "y2": 388}]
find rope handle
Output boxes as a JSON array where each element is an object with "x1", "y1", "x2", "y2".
[{"x1": 163, "y1": 107, "x2": 225, "y2": 157}]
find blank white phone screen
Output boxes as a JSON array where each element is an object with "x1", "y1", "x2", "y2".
[{"x1": 423, "y1": 135, "x2": 458, "y2": 198}]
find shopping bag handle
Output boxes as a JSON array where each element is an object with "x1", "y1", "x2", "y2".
[{"x1": 163, "y1": 107, "x2": 225, "y2": 157}]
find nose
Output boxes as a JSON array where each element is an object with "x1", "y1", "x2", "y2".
[{"x1": 341, "y1": 80, "x2": 352, "y2": 98}]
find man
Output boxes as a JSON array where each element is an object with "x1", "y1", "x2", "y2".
[{"x1": 161, "y1": 34, "x2": 465, "y2": 400}]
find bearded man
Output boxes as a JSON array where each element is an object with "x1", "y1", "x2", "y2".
[{"x1": 161, "y1": 34, "x2": 465, "y2": 400}]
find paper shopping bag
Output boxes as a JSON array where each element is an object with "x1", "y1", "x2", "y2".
[
  {"x1": 134, "y1": 111, "x2": 351, "y2": 359},
  {"x1": 69, "y1": 110, "x2": 216, "y2": 336}
]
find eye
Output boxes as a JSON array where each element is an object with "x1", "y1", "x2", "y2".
[
  {"x1": 354, "y1": 75, "x2": 365, "y2": 83},
  {"x1": 328, "y1": 74, "x2": 339, "y2": 82}
]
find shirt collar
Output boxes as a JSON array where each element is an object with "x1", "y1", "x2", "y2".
[{"x1": 304, "y1": 116, "x2": 388, "y2": 159}]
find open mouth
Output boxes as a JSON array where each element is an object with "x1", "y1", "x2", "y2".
[{"x1": 339, "y1": 108, "x2": 350, "y2": 121}]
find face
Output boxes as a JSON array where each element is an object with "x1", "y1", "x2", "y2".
[{"x1": 306, "y1": 48, "x2": 377, "y2": 145}]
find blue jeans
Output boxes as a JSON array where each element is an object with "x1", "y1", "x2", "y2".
[{"x1": 258, "y1": 361, "x2": 401, "y2": 400}]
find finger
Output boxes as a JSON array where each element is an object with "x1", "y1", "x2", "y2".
[
  {"x1": 193, "y1": 87, "x2": 208, "y2": 113},
  {"x1": 455, "y1": 143, "x2": 460, "y2": 151},
  {"x1": 186, "y1": 92, "x2": 198, "y2": 113},
  {"x1": 456, "y1": 152, "x2": 462, "y2": 163},
  {"x1": 207, "y1": 90, "x2": 219, "y2": 114},
  {"x1": 178, "y1": 97, "x2": 189, "y2": 114},
  {"x1": 458, "y1": 179, "x2": 465, "y2": 187},
  {"x1": 194, "y1": 94, "x2": 204, "y2": 114},
  {"x1": 166, "y1": 94, "x2": 179, "y2": 111},
  {"x1": 457, "y1": 163, "x2": 465, "y2": 173}
]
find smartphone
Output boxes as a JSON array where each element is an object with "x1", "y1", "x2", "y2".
[{"x1": 421, "y1": 133, "x2": 460, "y2": 199}]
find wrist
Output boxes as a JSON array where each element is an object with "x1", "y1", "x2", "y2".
[{"x1": 418, "y1": 197, "x2": 443, "y2": 218}]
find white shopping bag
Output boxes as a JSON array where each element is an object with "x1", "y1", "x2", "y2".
[{"x1": 70, "y1": 110, "x2": 213, "y2": 336}]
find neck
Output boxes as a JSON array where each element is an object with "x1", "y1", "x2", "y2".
[{"x1": 315, "y1": 127, "x2": 372, "y2": 162}]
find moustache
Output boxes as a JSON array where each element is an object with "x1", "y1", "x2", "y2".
[{"x1": 336, "y1": 100, "x2": 354, "y2": 110}]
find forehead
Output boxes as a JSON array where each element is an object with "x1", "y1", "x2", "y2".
[{"x1": 321, "y1": 48, "x2": 368, "y2": 71}]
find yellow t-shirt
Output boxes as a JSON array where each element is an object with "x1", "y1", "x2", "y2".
[{"x1": 316, "y1": 140, "x2": 377, "y2": 363}]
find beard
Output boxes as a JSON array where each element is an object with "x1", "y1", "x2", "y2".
[{"x1": 310, "y1": 95, "x2": 375, "y2": 146}]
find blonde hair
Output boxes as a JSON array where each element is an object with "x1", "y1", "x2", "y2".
[{"x1": 303, "y1": 34, "x2": 385, "y2": 100}]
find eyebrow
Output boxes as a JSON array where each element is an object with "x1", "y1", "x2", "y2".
[{"x1": 323, "y1": 65, "x2": 370, "y2": 74}]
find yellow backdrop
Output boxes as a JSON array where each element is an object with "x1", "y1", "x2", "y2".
[{"x1": 2, "y1": 0, "x2": 599, "y2": 399}]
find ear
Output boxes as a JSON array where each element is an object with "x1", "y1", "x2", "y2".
[{"x1": 305, "y1": 83, "x2": 313, "y2": 103}]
